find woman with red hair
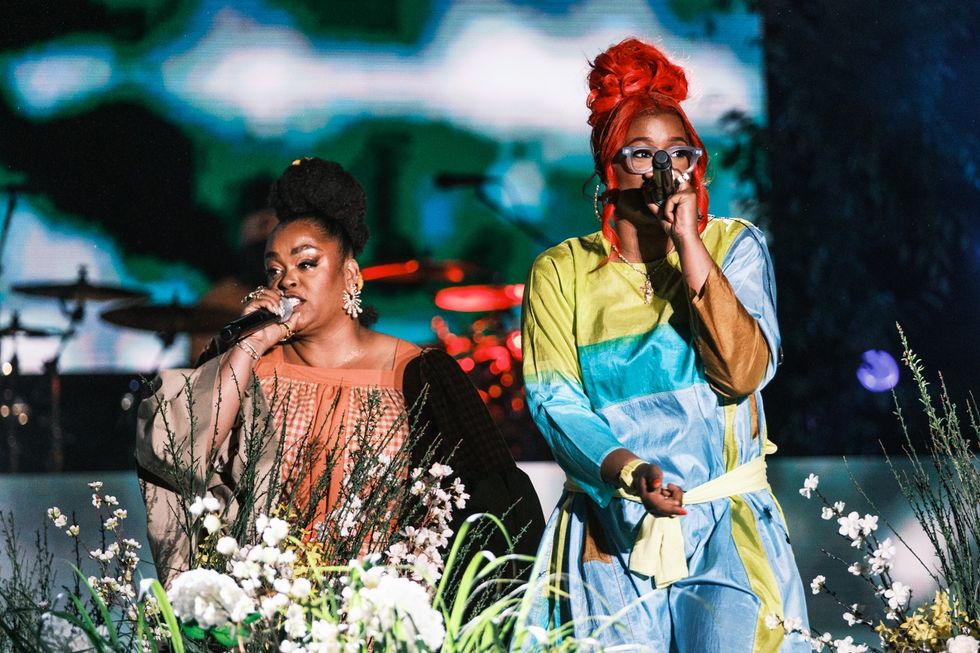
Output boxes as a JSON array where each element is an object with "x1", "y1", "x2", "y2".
[{"x1": 521, "y1": 39, "x2": 809, "y2": 651}]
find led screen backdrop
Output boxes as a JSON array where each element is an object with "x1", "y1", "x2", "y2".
[{"x1": 0, "y1": 0, "x2": 763, "y2": 372}]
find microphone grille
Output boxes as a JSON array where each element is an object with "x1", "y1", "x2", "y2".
[{"x1": 280, "y1": 296, "x2": 300, "y2": 322}]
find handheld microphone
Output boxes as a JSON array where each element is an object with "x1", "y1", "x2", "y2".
[
  {"x1": 219, "y1": 296, "x2": 297, "y2": 344},
  {"x1": 641, "y1": 150, "x2": 675, "y2": 207}
]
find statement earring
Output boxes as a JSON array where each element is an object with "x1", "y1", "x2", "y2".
[
  {"x1": 593, "y1": 183, "x2": 603, "y2": 222},
  {"x1": 343, "y1": 282, "x2": 363, "y2": 319}
]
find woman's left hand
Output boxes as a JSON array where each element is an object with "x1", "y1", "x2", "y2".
[{"x1": 647, "y1": 173, "x2": 699, "y2": 249}]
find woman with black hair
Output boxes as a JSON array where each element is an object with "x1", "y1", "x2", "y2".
[{"x1": 136, "y1": 157, "x2": 543, "y2": 585}]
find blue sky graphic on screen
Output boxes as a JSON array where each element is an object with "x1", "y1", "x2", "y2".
[{"x1": 1, "y1": 0, "x2": 764, "y2": 371}]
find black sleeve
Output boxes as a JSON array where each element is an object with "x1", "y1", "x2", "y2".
[{"x1": 402, "y1": 349, "x2": 545, "y2": 560}]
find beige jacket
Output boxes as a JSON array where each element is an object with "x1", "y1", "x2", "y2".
[{"x1": 135, "y1": 356, "x2": 280, "y2": 586}]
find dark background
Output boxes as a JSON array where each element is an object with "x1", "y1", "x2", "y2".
[{"x1": 1, "y1": 1, "x2": 978, "y2": 469}]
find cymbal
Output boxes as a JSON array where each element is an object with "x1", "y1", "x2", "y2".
[
  {"x1": 0, "y1": 315, "x2": 65, "y2": 338},
  {"x1": 13, "y1": 279, "x2": 148, "y2": 302},
  {"x1": 101, "y1": 303, "x2": 240, "y2": 334},
  {"x1": 434, "y1": 284, "x2": 525, "y2": 312},
  {"x1": 361, "y1": 259, "x2": 483, "y2": 285}
]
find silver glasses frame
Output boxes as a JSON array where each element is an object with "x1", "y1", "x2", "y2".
[{"x1": 617, "y1": 145, "x2": 704, "y2": 176}]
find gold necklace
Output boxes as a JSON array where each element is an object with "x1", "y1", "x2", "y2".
[{"x1": 611, "y1": 244, "x2": 671, "y2": 304}]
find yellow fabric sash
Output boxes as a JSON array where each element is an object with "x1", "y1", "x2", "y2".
[{"x1": 565, "y1": 447, "x2": 773, "y2": 589}]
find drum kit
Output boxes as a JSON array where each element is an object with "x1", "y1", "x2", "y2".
[
  {"x1": 0, "y1": 266, "x2": 240, "y2": 472},
  {"x1": 1, "y1": 259, "x2": 536, "y2": 472}
]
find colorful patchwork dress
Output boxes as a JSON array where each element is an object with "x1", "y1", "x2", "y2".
[{"x1": 521, "y1": 217, "x2": 809, "y2": 652}]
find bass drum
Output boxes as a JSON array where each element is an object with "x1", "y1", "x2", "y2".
[{"x1": 0, "y1": 372, "x2": 145, "y2": 473}]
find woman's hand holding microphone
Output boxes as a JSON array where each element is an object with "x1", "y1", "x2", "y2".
[{"x1": 235, "y1": 286, "x2": 299, "y2": 361}]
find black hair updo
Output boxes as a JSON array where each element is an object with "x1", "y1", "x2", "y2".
[{"x1": 267, "y1": 158, "x2": 369, "y2": 257}]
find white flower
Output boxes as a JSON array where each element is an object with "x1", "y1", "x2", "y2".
[
  {"x1": 90, "y1": 548, "x2": 114, "y2": 562},
  {"x1": 821, "y1": 506, "x2": 835, "y2": 520},
  {"x1": 859, "y1": 514, "x2": 878, "y2": 536},
  {"x1": 261, "y1": 546, "x2": 280, "y2": 565},
  {"x1": 189, "y1": 493, "x2": 219, "y2": 518},
  {"x1": 203, "y1": 514, "x2": 222, "y2": 534},
  {"x1": 428, "y1": 463, "x2": 453, "y2": 479},
  {"x1": 104, "y1": 517, "x2": 119, "y2": 531},
  {"x1": 66, "y1": 525, "x2": 79, "y2": 537},
  {"x1": 216, "y1": 536, "x2": 238, "y2": 556},
  {"x1": 847, "y1": 562, "x2": 865, "y2": 576},
  {"x1": 842, "y1": 604, "x2": 863, "y2": 626},
  {"x1": 410, "y1": 480, "x2": 426, "y2": 496},
  {"x1": 259, "y1": 592, "x2": 290, "y2": 619},
  {"x1": 283, "y1": 603, "x2": 307, "y2": 639},
  {"x1": 884, "y1": 582, "x2": 911, "y2": 611},
  {"x1": 386, "y1": 541, "x2": 409, "y2": 564},
  {"x1": 91, "y1": 494, "x2": 102, "y2": 509},
  {"x1": 810, "y1": 632, "x2": 833, "y2": 652},
  {"x1": 764, "y1": 613, "x2": 781, "y2": 630},
  {"x1": 833, "y1": 636, "x2": 868, "y2": 653},
  {"x1": 837, "y1": 512, "x2": 862, "y2": 540},
  {"x1": 357, "y1": 575, "x2": 445, "y2": 649},
  {"x1": 53, "y1": 515, "x2": 68, "y2": 528},
  {"x1": 87, "y1": 481, "x2": 103, "y2": 491},
  {"x1": 104, "y1": 495, "x2": 118, "y2": 506},
  {"x1": 947, "y1": 635, "x2": 980, "y2": 653},
  {"x1": 113, "y1": 509, "x2": 128, "y2": 520},
  {"x1": 290, "y1": 577, "x2": 312, "y2": 600},
  {"x1": 167, "y1": 568, "x2": 255, "y2": 628},
  {"x1": 799, "y1": 473, "x2": 819, "y2": 498},
  {"x1": 311, "y1": 619, "x2": 339, "y2": 643},
  {"x1": 255, "y1": 514, "x2": 270, "y2": 534},
  {"x1": 869, "y1": 537, "x2": 896, "y2": 574},
  {"x1": 783, "y1": 616, "x2": 803, "y2": 633},
  {"x1": 810, "y1": 575, "x2": 826, "y2": 594},
  {"x1": 46, "y1": 507, "x2": 62, "y2": 521},
  {"x1": 189, "y1": 496, "x2": 206, "y2": 517},
  {"x1": 363, "y1": 566, "x2": 385, "y2": 589},
  {"x1": 262, "y1": 518, "x2": 290, "y2": 547}
]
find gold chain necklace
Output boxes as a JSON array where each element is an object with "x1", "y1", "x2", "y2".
[{"x1": 611, "y1": 243, "x2": 672, "y2": 304}]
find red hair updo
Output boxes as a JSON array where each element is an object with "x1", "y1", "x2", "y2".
[{"x1": 588, "y1": 38, "x2": 710, "y2": 250}]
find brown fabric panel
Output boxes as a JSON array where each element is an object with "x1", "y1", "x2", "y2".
[
  {"x1": 582, "y1": 500, "x2": 612, "y2": 564},
  {"x1": 749, "y1": 393, "x2": 760, "y2": 440},
  {"x1": 689, "y1": 264, "x2": 770, "y2": 399}
]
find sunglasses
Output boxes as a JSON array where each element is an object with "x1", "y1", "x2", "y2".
[{"x1": 617, "y1": 145, "x2": 704, "y2": 176}]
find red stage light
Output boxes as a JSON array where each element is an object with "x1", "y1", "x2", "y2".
[
  {"x1": 434, "y1": 284, "x2": 524, "y2": 312},
  {"x1": 361, "y1": 260, "x2": 419, "y2": 281}
]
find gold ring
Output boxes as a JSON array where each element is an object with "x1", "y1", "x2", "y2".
[
  {"x1": 241, "y1": 287, "x2": 266, "y2": 304},
  {"x1": 279, "y1": 323, "x2": 294, "y2": 342}
]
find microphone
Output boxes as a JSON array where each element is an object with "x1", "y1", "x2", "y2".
[
  {"x1": 219, "y1": 296, "x2": 297, "y2": 344},
  {"x1": 433, "y1": 173, "x2": 492, "y2": 188},
  {"x1": 641, "y1": 150, "x2": 675, "y2": 207}
]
